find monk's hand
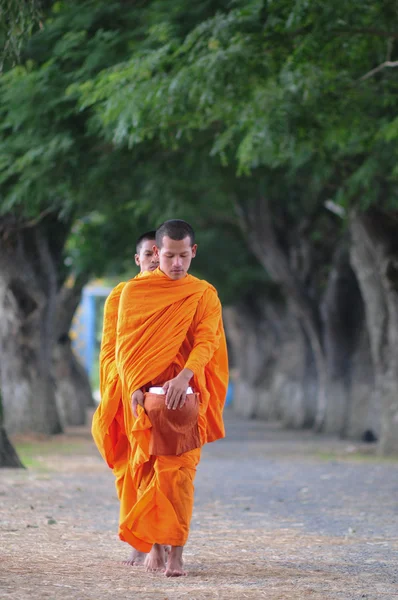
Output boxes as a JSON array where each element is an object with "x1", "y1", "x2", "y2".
[
  {"x1": 163, "y1": 369, "x2": 193, "y2": 410},
  {"x1": 131, "y1": 389, "x2": 145, "y2": 418}
]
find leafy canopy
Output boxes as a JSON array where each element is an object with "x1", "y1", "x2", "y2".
[{"x1": 79, "y1": 0, "x2": 398, "y2": 211}]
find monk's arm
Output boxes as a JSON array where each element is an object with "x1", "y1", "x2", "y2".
[
  {"x1": 99, "y1": 282, "x2": 125, "y2": 396},
  {"x1": 184, "y1": 287, "x2": 222, "y2": 375},
  {"x1": 164, "y1": 288, "x2": 222, "y2": 408}
]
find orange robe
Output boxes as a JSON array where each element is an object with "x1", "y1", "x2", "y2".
[
  {"x1": 93, "y1": 268, "x2": 228, "y2": 552},
  {"x1": 92, "y1": 279, "x2": 156, "y2": 524},
  {"x1": 91, "y1": 282, "x2": 129, "y2": 502}
]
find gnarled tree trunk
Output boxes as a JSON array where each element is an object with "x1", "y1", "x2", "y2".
[
  {"x1": 350, "y1": 209, "x2": 398, "y2": 455},
  {"x1": 347, "y1": 327, "x2": 377, "y2": 440},
  {"x1": 224, "y1": 292, "x2": 317, "y2": 428},
  {"x1": 236, "y1": 197, "x2": 376, "y2": 439},
  {"x1": 321, "y1": 243, "x2": 367, "y2": 436},
  {"x1": 237, "y1": 197, "x2": 328, "y2": 429},
  {"x1": 0, "y1": 217, "x2": 64, "y2": 435},
  {"x1": 224, "y1": 297, "x2": 281, "y2": 421},
  {"x1": 0, "y1": 391, "x2": 24, "y2": 468},
  {"x1": 0, "y1": 426, "x2": 24, "y2": 468}
]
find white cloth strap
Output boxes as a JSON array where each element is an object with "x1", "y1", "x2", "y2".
[{"x1": 148, "y1": 386, "x2": 193, "y2": 395}]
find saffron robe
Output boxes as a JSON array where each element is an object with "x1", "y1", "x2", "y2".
[
  {"x1": 93, "y1": 268, "x2": 228, "y2": 551},
  {"x1": 91, "y1": 282, "x2": 129, "y2": 502}
]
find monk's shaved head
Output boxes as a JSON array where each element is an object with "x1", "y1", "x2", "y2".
[
  {"x1": 136, "y1": 230, "x2": 157, "y2": 253},
  {"x1": 156, "y1": 220, "x2": 195, "y2": 248},
  {"x1": 155, "y1": 220, "x2": 197, "y2": 280}
]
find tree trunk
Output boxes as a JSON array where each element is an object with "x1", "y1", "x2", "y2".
[
  {"x1": 53, "y1": 277, "x2": 93, "y2": 426},
  {"x1": 0, "y1": 219, "x2": 63, "y2": 435},
  {"x1": 350, "y1": 209, "x2": 398, "y2": 455},
  {"x1": 224, "y1": 298, "x2": 279, "y2": 420},
  {"x1": 346, "y1": 327, "x2": 378, "y2": 440},
  {"x1": 321, "y1": 243, "x2": 366, "y2": 436},
  {"x1": 0, "y1": 392, "x2": 24, "y2": 468},
  {"x1": 224, "y1": 292, "x2": 317, "y2": 427},
  {"x1": 237, "y1": 197, "x2": 328, "y2": 429},
  {"x1": 0, "y1": 426, "x2": 25, "y2": 468}
]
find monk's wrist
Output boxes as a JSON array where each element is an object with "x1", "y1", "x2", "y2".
[{"x1": 178, "y1": 368, "x2": 193, "y2": 383}]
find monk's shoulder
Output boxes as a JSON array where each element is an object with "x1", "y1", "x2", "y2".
[
  {"x1": 120, "y1": 273, "x2": 144, "y2": 293},
  {"x1": 112, "y1": 281, "x2": 127, "y2": 295},
  {"x1": 105, "y1": 281, "x2": 127, "y2": 307},
  {"x1": 187, "y1": 274, "x2": 217, "y2": 295},
  {"x1": 119, "y1": 274, "x2": 151, "y2": 306},
  {"x1": 200, "y1": 277, "x2": 219, "y2": 298},
  {"x1": 204, "y1": 288, "x2": 221, "y2": 312},
  {"x1": 192, "y1": 278, "x2": 220, "y2": 309}
]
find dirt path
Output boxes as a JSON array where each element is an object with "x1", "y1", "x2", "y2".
[{"x1": 1, "y1": 412, "x2": 397, "y2": 599}]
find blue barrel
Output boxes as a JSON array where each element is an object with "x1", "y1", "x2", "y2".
[{"x1": 225, "y1": 382, "x2": 234, "y2": 407}]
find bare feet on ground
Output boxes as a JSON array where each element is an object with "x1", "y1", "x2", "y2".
[
  {"x1": 123, "y1": 549, "x2": 147, "y2": 566},
  {"x1": 165, "y1": 546, "x2": 187, "y2": 577},
  {"x1": 144, "y1": 544, "x2": 167, "y2": 572}
]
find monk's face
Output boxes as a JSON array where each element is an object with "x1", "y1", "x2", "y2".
[
  {"x1": 135, "y1": 239, "x2": 159, "y2": 272},
  {"x1": 157, "y1": 235, "x2": 197, "y2": 280}
]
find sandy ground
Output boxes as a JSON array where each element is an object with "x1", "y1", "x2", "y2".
[{"x1": 1, "y1": 411, "x2": 397, "y2": 600}]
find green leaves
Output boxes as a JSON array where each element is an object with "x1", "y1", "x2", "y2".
[
  {"x1": 74, "y1": 0, "x2": 398, "y2": 216},
  {"x1": 0, "y1": 0, "x2": 42, "y2": 70},
  {"x1": 2, "y1": 0, "x2": 398, "y2": 305}
]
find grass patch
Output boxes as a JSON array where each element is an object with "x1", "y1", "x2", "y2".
[
  {"x1": 15, "y1": 453, "x2": 49, "y2": 471},
  {"x1": 15, "y1": 439, "x2": 87, "y2": 456},
  {"x1": 14, "y1": 436, "x2": 92, "y2": 472}
]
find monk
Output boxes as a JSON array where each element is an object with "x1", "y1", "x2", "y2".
[
  {"x1": 94, "y1": 220, "x2": 228, "y2": 577},
  {"x1": 92, "y1": 230, "x2": 158, "y2": 566}
]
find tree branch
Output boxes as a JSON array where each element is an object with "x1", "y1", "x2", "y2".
[
  {"x1": 359, "y1": 60, "x2": 398, "y2": 81},
  {"x1": 20, "y1": 207, "x2": 55, "y2": 229},
  {"x1": 0, "y1": 208, "x2": 55, "y2": 240}
]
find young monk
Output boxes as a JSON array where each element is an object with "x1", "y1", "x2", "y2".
[
  {"x1": 92, "y1": 231, "x2": 158, "y2": 566},
  {"x1": 114, "y1": 219, "x2": 228, "y2": 577}
]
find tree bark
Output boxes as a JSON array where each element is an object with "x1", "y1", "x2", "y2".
[
  {"x1": 0, "y1": 218, "x2": 63, "y2": 435},
  {"x1": 0, "y1": 426, "x2": 25, "y2": 468},
  {"x1": 236, "y1": 197, "x2": 328, "y2": 429},
  {"x1": 0, "y1": 392, "x2": 24, "y2": 468},
  {"x1": 235, "y1": 197, "x2": 378, "y2": 438},
  {"x1": 350, "y1": 209, "x2": 398, "y2": 455},
  {"x1": 224, "y1": 292, "x2": 317, "y2": 427},
  {"x1": 224, "y1": 298, "x2": 279, "y2": 420},
  {"x1": 321, "y1": 243, "x2": 366, "y2": 436},
  {"x1": 346, "y1": 327, "x2": 377, "y2": 440},
  {"x1": 53, "y1": 276, "x2": 93, "y2": 426}
]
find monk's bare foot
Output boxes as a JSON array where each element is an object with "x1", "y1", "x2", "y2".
[
  {"x1": 123, "y1": 548, "x2": 147, "y2": 566},
  {"x1": 144, "y1": 544, "x2": 167, "y2": 572},
  {"x1": 165, "y1": 546, "x2": 187, "y2": 577}
]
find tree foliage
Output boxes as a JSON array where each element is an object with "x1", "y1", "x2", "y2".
[
  {"x1": 0, "y1": 0, "x2": 264, "y2": 303},
  {"x1": 4, "y1": 0, "x2": 396, "y2": 312},
  {"x1": 4, "y1": 0, "x2": 398, "y2": 305},
  {"x1": 79, "y1": 0, "x2": 398, "y2": 214},
  {"x1": 0, "y1": 0, "x2": 44, "y2": 70}
]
